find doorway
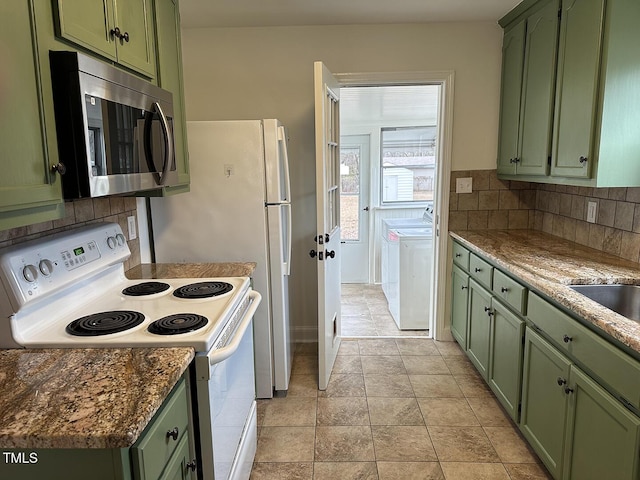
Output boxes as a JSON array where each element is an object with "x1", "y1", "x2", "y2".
[{"x1": 337, "y1": 81, "x2": 452, "y2": 339}]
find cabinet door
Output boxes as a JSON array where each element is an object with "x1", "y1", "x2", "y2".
[
  {"x1": 153, "y1": 0, "x2": 190, "y2": 192},
  {"x1": 520, "y1": 327, "x2": 571, "y2": 479},
  {"x1": 158, "y1": 434, "x2": 195, "y2": 480},
  {"x1": 564, "y1": 366, "x2": 640, "y2": 480},
  {"x1": 488, "y1": 299, "x2": 524, "y2": 422},
  {"x1": 451, "y1": 265, "x2": 470, "y2": 350},
  {"x1": 551, "y1": 0, "x2": 605, "y2": 178},
  {"x1": 53, "y1": 0, "x2": 117, "y2": 61},
  {"x1": 114, "y1": 0, "x2": 156, "y2": 77},
  {"x1": 517, "y1": 0, "x2": 559, "y2": 176},
  {"x1": 467, "y1": 280, "x2": 492, "y2": 379},
  {"x1": 497, "y1": 20, "x2": 525, "y2": 176},
  {"x1": 0, "y1": 1, "x2": 64, "y2": 230}
]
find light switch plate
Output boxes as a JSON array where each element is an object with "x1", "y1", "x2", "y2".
[
  {"x1": 587, "y1": 201, "x2": 597, "y2": 223},
  {"x1": 127, "y1": 216, "x2": 137, "y2": 240},
  {"x1": 456, "y1": 177, "x2": 473, "y2": 194}
]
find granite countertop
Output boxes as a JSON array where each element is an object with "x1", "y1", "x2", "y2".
[
  {"x1": 451, "y1": 229, "x2": 640, "y2": 356},
  {"x1": 0, "y1": 347, "x2": 194, "y2": 449},
  {"x1": 126, "y1": 262, "x2": 256, "y2": 279}
]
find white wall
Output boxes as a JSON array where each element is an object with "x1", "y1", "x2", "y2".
[{"x1": 180, "y1": 22, "x2": 503, "y2": 339}]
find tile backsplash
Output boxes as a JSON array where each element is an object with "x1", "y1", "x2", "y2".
[
  {"x1": 0, "y1": 198, "x2": 141, "y2": 271},
  {"x1": 450, "y1": 170, "x2": 640, "y2": 264}
]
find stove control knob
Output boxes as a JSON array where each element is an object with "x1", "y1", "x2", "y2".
[
  {"x1": 39, "y1": 259, "x2": 54, "y2": 277},
  {"x1": 23, "y1": 264, "x2": 38, "y2": 283},
  {"x1": 116, "y1": 233, "x2": 126, "y2": 246},
  {"x1": 107, "y1": 236, "x2": 117, "y2": 250}
]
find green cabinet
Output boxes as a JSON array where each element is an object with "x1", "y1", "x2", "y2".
[
  {"x1": 53, "y1": 0, "x2": 156, "y2": 78},
  {"x1": 564, "y1": 367, "x2": 640, "y2": 480},
  {"x1": 522, "y1": 326, "x2": 640, "y2": 480},
  {"x1": 152, "y1": 0, "x2": 190, "y2": 194},
  {"x1": 521, "y1": 327, "x2": 571, "y2": 479},
  {"x1": 551, "y1": 0, "x2": 605, "y2": 179},
  {"x1": 467, "y1": 279, "x2": 493, "y2": 378},
  {"x1": 498, "y1": 0, "x2": 640, "y2": 187},
  {"x1": 450, "y1": 264, "x2": 469, "y2": 349},
  {"x1": 497, "y1": 0, "x2": 559, "y2": 177},
  {"x1": 488, "y1": 300, "x2": 525, "y2": 421},
  {"x1": 0, "y1": 1, "x2": 64, "y2": 231}
]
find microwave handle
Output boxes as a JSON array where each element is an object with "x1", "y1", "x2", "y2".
[{"x1": 152, "y1": 101, "x2": 174, "y2": 186}]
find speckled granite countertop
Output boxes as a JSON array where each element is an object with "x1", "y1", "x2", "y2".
[
  {"x1": 126, "y1": 262, "x2": 256, "y2": 279},
  {"x1": 0, "y1": 347, "x2": 194, "y2": 449},
  {"x1": 450, "y1": 229, "x2": 640, "y2": 356}
]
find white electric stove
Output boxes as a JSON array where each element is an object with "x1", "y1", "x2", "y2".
[{"x1": 0, "y1": 222, "x2": 260, "y2": 480}]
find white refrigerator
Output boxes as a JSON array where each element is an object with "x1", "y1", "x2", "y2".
[{"x1": 150, "y1": 119, "x2": 293, "y2": 398}]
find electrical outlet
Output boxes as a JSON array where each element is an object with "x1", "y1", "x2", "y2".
[
  {"x1": 456, "y1": 177, "x2": 473, "y2": 194},
  {"x1": 127, "y1": 216, "x2": 137, "y2": 240},
  {"x1": 587, "y1": 201, "x2": 597, "y2": 223}
]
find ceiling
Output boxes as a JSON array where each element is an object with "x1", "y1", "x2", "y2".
[{"x1": 179, "y1": 0, "x2": 524, "y2": 29}]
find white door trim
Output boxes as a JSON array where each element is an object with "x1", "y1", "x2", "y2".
[{"x1": 335, "y1": 70, "x2": 455, "y2": 341}]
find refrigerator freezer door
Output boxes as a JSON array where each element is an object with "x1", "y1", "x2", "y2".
[
  {"x1": 263, "y1": 119, "x2": 291, "y2": 204},
  {"x1": 266, "y1": 204, "x2": 292, "y2": 391}
]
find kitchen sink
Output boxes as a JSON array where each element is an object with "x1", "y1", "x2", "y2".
[{"x1": 570, "y1": 284, "x2": 640, "y2": 322}]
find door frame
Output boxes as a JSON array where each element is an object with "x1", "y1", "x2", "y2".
[{"x1": 334, "y1": 70, "x2": 455, "y2": 341}]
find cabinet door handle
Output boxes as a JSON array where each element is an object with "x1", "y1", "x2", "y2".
[
  {"x1": 166, "y1": 427, "x2": 179, "y2": 440},
  {"x1": 500, "y1": 287, "x2": 509, "y2": 293},
  {"x1": 121, "y1": 31, "x2": 130, "y2": 43},
  {"x1": 474, "y1": 268, "x2": 482, "y2": 273},
  {"x1": 51, "y1": 162, "x2": 67, "y2": 175},
  {"x1": 579, "y1": 156, "x2": 588, "y2": 165},
  {"x1": 557, "y1": 377, "x2": 567, "y2": 386},
  {"x1": 186, "y1": 459, "x2": 197, "y2": 472},
  {"x1": 455, "y1": 253, "x2": 461, "y2": 258},
  {"x1": 461, "y1": 285, "x2": 468, "y2": 290},
  {"x1": 563, "y1": 334, "x2": 573, "y2": 343},
  {"x1": 564, "y1": 386, "x2": 574, "y2": 395}
]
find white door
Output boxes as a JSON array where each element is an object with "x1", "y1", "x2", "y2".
[
  {"x1": 340, "y1": 135, "x2": 370, "y2": 283},
  {"x1": 314, "y1": 61, "x2": 341, "y2": 390}
]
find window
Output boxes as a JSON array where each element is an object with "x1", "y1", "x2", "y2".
[{"x1": 381, "y1": 126, "x2": 436, "y2": 204}]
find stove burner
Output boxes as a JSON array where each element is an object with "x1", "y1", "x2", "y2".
[
  {"x1": 66, "y1": 311, "x2": 145, "y2": 336},
  {"x1": 148, "y1": 314, "x2": 209, "y2": 335},
  {"x1": 122, "y1": 282, "x2": 171, "y2": 296},
  {"x1": 172, "y1": 282, "x2": 233, "y2": 299}
]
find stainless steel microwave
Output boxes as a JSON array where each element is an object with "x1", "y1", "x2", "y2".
[{"x1": 49, "y1": 51, "x2": 177, "y2": 198}]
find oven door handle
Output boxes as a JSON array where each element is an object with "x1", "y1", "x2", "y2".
[{"x1": 205, "y1": 291, "x2": 261, "y2": 367}]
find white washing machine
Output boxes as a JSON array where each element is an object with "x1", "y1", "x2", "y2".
[{"x1": 385, "y1": 226, "x2": 433, "y2": 330}]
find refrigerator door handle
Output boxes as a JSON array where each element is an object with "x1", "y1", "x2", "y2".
[
  {"x1": 284, "y1": 203, "x2": 292, "y2": 276},
  {"x1": 278, "y1": 126, "x2": 292, "y2": 203}
]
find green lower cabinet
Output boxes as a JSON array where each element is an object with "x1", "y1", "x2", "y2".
[
  {"x1": 488, "y1": 300, "x2": 524, "y2": 421},
  {"x1": 467, "y1": 279, "x2": 492, "y2": 378},
  {"x1": 520, "y1": 327, "x2": 571, "y2": 479},
  {"x1": 521, "y1": 326, "x2": 640, "y2": 480},
  {"x1": 159, "y1": 434, "x2": 193, "y2": 480},
  {"x1": 450, "y1": 264, "x2": 469, "y2": 350},
  {"x1": 563, "y1": 367, "x2": 640, "y2": 480}
]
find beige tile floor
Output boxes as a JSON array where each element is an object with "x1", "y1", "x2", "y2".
[
  {"x1": 250, "y1": 338, "x2": 553, "y2": 480},
  {"x1": 341, "y1": 283, "x2": 429, "y2": 337}
]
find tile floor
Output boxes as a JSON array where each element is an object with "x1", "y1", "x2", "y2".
[
  {"x1": 341, "y1": 283, "x2": 429, "y2": 337},
  {"x1": 250, "y1": 338, "x2": 552, "y2": 479}
]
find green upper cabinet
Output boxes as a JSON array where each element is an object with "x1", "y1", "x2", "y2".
[
  {"x1": 551, "y1": 0, "x2": 604, "y2": 179},
  {"x1": 152, "y1": 0, "x2": 190, "y2": 194},
  {"x1": 53, "y1": 0, "x2": 156, "y2": 78},
  {"x1": 497, "y1": 0, "x2": 559, "y2": 178},
  {"x1": 497, "y1": 20, "x2": 525, "y2": 176},
  {"x1": 499, "y1": 0, "x2": 640, "y2": 187},
  {"x1": 0, "y1": 1, "x2": 64, "y2": 231}
]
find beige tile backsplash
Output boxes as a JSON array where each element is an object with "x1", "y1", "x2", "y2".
[
  {"x1": 0, "y1": 198, "x2": 141, "y2": 271},
  {"x1": 450, "y1": 170, "x2": 640, "y2": 264}
]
